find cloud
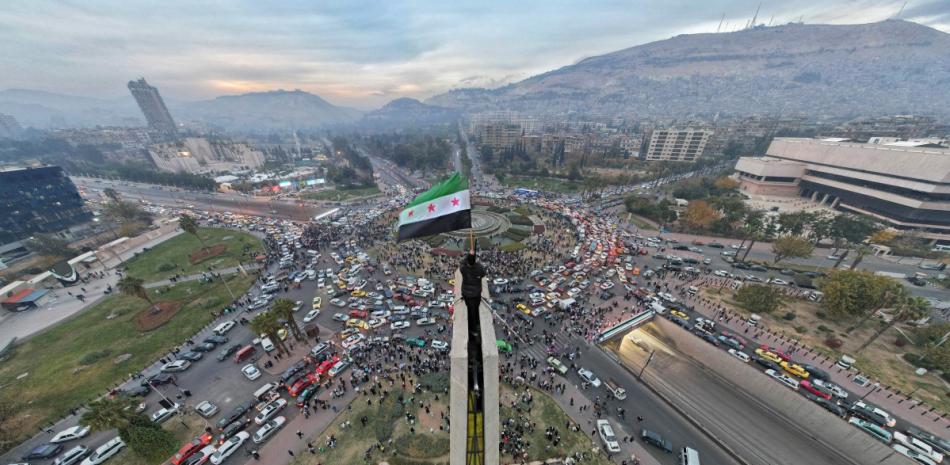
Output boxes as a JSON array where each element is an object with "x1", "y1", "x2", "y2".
[{"x1": 0, "y1": 0, "x2": 947, "y2": 109}]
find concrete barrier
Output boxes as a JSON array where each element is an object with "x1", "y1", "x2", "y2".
[{"x1": 652, "y1": 317, "x2": 913, "y2": 465}]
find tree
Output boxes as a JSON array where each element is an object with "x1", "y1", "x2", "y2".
[
  {"x1": 771, "y1": 236, "x2": 815, "y2": 263},
  {"x1": 831, "y1": 214, "x2": 880, "y2": 246},
  {"x1": 178, "y1": 214, "x2": 207, "y2": 251},
  {"x1": 713, "y1": 176, "x2": 739, "y2": 190},
  {"x1": 82, "y1": 398, "x2": 176, "y2": 463},
  {"x1": 567, "y1": 163, "x2": 581, "y2": 181},
  {"x1": 734, "y1": 284, "x2": 784, "y2": 314},
  {"x1": 249, "y1": 311, "x2": 288, "y2": 356},
  {"x1": 869, "y1": 230, "x2": 898, "y2": 244},
  {"x1": 273, "y1": 298, "x2": 304, "y2": 342},
  {"x1": 25, "y1": 233, "x2": 75, "y2": 258},
  {"x1": 122, "y1": 423, "x2": 178, "y2": 463},
  {"x1": 857, "y1": 296, "x2": 931, "y2": 353},
  {"x1": 849, "y1": 244, "x2": 872, "y2": 270},
  {"x1": 81, "y1": 397, "x2": 140, "y2": 432},
  {"x1": 103, "y1": 187, "x2": 120, "y2": 202},
  {"x1": 117, "y1": 276, "x2": 153, "y2": 306},
  {"x1": 681, "y1": 200, "x2": 720, "y2": 231},
  {"x1": 817, "y1": 270, "x2": 898, "y2": 321},
  {"x1": 740, "y1": 212, "x2": 767, "y2": 262},
  {"x1": 776, "y1": 211, "x2": 815, "y2": 237},
  {"x1": 809, "y1": 212, "x2": 835, "y2": 245},
  {"x1": 105, "y1": 201, "x2": 152, "y2": 228}
]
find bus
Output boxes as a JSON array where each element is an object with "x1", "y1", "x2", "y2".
[
  {"x1": 234, "y1": 345, "x2": 256, "y2": 363},
  {"x1": 513, "y1": 188, "x2": 539, "y2": 198}
]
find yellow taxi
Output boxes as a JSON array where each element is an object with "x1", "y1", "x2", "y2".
[
  {"x1": 448, "y1": 279, "x2": 456, "y2": 286},
  {"x1": 346, "y1": 319, "x2": 369, "y2": 330},
  {"x1": 780, "y1": 361, "x2": 809, "y2": 379},
  {"x1": 670, "y1": 310, "x2": 689, "y2": 320},
  {"x1": 754, "y1": 348, "x2": 782, "y2": 364},
  {"x1": 336, "y1": 281, "x2": 348, "y2": 290},
  {"x1": 312, "y1": 296, "x2": 322, "y2": 310},
  {"x1": 515, "y1": 303, "x2": 531, "y2": 315},
  {"x1": 351, "y1": 290, "x2": 367, "y2": 298}
]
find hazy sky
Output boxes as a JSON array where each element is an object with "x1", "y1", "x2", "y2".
[{"x1": 1, "y1": 0, "x2": 947, "y2": 109}]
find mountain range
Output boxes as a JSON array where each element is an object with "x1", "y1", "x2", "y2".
[
  {"x1": 358, "y1": 98, "x2": 459, "y2": 130},
  {"x1": 427, "y1": 20, "x2": 950, "y2": 119}
]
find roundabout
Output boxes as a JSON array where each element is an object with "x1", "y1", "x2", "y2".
[
  {"x1": 430, "y1": 203, "x2": 539, "y2": 252},
  {"x1": 444, "y1": 209, "x2": 512, "y2": 239}
]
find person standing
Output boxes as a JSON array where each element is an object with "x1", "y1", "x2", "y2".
[{"x1": 460, "y1": 249, "x2": 487, "y2": 316}]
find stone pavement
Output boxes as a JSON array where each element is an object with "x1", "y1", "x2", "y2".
[{"x1": 143, "y1": 263, "x2": 263, "y2": 289}]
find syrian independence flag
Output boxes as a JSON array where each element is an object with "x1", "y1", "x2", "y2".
[{"x1": 397, "y1": 172, "x2": 471, "y2": 242}]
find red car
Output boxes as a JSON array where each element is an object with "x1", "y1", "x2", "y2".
[
  {"x1": 288, "y1": 377, "x2": 314, "y2": 397},
  {"x1": 800, "y1": 380, "x2": 832, "y2": 400},
  {"x1": 721, "y1": 331, "x2": 747, "y2": 349},
  {"x1": 758, "y1": 344, "x2": 791, "y2": 361},
  {"x1": 170, "y1": 432, "x2": 213, "y2": 465},
  {"x1": 316, "y1": 356, "x2": 340, "y2": 376},
  {"x1": 349, "y1": 309, "x2": 368, "y2": 319}
]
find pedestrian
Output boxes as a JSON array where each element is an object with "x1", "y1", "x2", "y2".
[
  {"x1": 287, "y1": 450, "x2": 295, "y2": 457},
  {"x1": 296, "y1": 430, "x2": 303, "y2": 439}
]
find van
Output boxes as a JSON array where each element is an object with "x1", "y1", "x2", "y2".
[
  {"x1": 234, "y1": 345, "x2": 256, "y2": 363},
  {"x1": 213, "y1": 321, "x2": 235, "y2": 336},
  {"x1": 260, "y1": 337, "x2": 275, "y2": 353},
  {"x1": 680, "y1": 447, "x2": 701, "y2": 465}
]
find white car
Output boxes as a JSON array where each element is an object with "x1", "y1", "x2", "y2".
[
  {"x1": 727, "y1": 348, "x2": 750, "y2": 363},
  {"x1": 51, "y1": 425, "x2": 90, "y2": 443},
  {"x1": 813, "y1": 379, "x2": 849, "y2": 399},
  {"x1": 370, "y1": 310, "x2": 391, "y2": 319},
  {"x1": 195, "y1": 401, "x2": 219, "y2": 417},
  {"x1": 892, "y1": 443, "x2": 939, "y2": 465},
  {"x1": 367, "y1": 318, "x2": 386, "y2": 329},
  {"x1": 260, "y1": 337, "x2": 275, "y2": 353},
  {"x1": 493, "y1": 278, "x2": 509, "y2": 286},
  {"x1": 431, "y1": 340, "x2": 449, "y2": 351},
  {"x1": 54, "y1": 445, "x2": 90, "y2": 465},
  {"x1": 293, "y1": 300, "x2": 304, "y2": 312},
  {"x1": 596, "y1": 419, "x2": 622, "y2": 453},
  {"x1": 254, "y1": 398, "x2": 287, "y2": 425},
  {"x1": 79, "y1": 437, "x2": 124, "y2": 465},
  {"x1": 390, "y1": 321, "x2": 411, "y2": 331},
  {"x1": 657, "y1": 292, "x2": 677, "y2": 303},
  {"x1": 342, "y1": 333, "x2": 366, "y2": 349},
  {"x1": 303, "y1": 309, "x2": 321, "y2": 323},
  {"x1": 577, "y1": 367, "x2": 602, "y2": 388},
  {"x1": 213, "y1": 321, "x2": 236, "y2": 335},
  {"x1": 713, "y1": 270, "x2": 730, "y2": 277},
  {"x1": 150, "y1": 404, "x2": 179, "y2": 423},
  {"x1": 161, "y1": 360, "x2": 191, "y2": 373},
  {"x1": 332, "y1": 313, "x2": 350, "y2": 322},
  {"x1": 252, "y1": 416, "x2": 287, "y2": 444},
  {"x1": 242, "y1": 364, "x2": 262, "y2": 380},
  {"x1": 328, "y1": 360, "x2": 350, "y2": 377},
  {"x1": 764, "y1": 369, "x2": 799, "y2": 390},
  {"x1": 210, "y1": 431, "x2": 250, "y2": 464},
  {"x1": 330, "y1": 298, "x2": 346, "y2": 307},
  {"x1": 416, "y1": 317, "x2": 436, "y2": 326}
]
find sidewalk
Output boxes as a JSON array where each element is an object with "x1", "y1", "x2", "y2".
[
  {"x1": 143, "y1": 263, "x2": 263, "y2": 289},
  {"x1": 677, "y1": 286, "x2": 950, "y2": 436}
]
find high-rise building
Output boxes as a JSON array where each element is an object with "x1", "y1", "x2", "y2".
[
  {"x1": 127, "y1": 78, "x2": 178, "y2": 138},
  {"x1": 0, "y1": 166, "x2": 92, "y2": 247},
  {"x1": 480, "y1": 123, "x2": 522, "y2": 150},
  {"x1": 644, "y1": 128, "x2": 712, "y2": 162}
]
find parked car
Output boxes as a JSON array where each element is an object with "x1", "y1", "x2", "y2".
[
  {"x1": 252, "y1": 416, "x2": 287, "y2": 444},
  {"x1": 51, "y1": 425, "x2": 91, "y2": 443},
  {"x1": 161, "y1": 360, "x2": 192, "y2": 373},
  {"x1": 641, "y1": 429, "x2": 673, "y2": 453},
  {"x1": 195, "y1": 401, "x2": 219, "y2": 418},
  {"x1": 79, "y1": 437, "x2": 125, "y2": 465},
  {"x1": 242, "y1": 364, "x2": 262, "y2": 380},
  {"x1": 53, "y1": 445, "x2": 90, "y2": 465},
  {"x1": 254, "y1": 399, "x2": 288, "y2": 425},
  {"x1": 23, "y1": 443, "x2": 64, "y2": 461},
  {"x1": 210, "y1": 431, "x2": 250, "y2": 464},
  {"x1": 577, "y1": 367, "x2": 602, "y2": 388}
]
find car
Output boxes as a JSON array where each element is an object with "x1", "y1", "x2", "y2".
[
  {"x1": 848, "y1": 417, "x2": 892, "y2": 444},
  {"x1": 799, "y1": 379, "x2": 832, "y2": 400},
  {"x1": 179, "y1": 351, "x2": 203, "y2": 362},
  {"x1": 892, "y1": 444, "x2": 938, "y2": 465},
  {"x1": 391, "y1": 321, "x2": 411, "y2": 331},
  {"x1": 346, "y1": 318, "x2": 369, "y2": 330},
  {"x1": 242, "y1": 364, "x2": 262, "y2": 380},
  {"x1": 162, "y1": 360, "x2": 192, "y2": 373},
  {"x1": 342, "y1": 333, "x2": 366, "y2": 349},
  {"x1": 312, "y1": 296, "x2": 322, "y2": 309},
  {"x1": 210, "y1": 431, "x2": 250, "y2": 464},
  {"x1": 812, "y1": 379, "x2": 849, "y2": 399},
  {"x1": 216, "y1": 343, "x2": 242, "y2": 361},
  {"x1": 151, "y1": 404, "x2": 180, "y2": 423},
  {"x1": 196, "y1": 401, "x2": 219, "y2": 418},
  {"x1": 332, "y1": 312, "x2": 349, "y2": 322},
  {"x1": 204, "y1": 335, "x2": 228, "y2": 345},
  {"x1": 405, "y1": 337, "x2": 426, "y2": 348},
  {"x1": 780, "y1": 360, "x2": 810, "y2": 379},
  {"x1": 328, "y1": 360, "x2": 350, "y2": 377},
  {"x1": 330, "y1": 298, "x2": 346, "y2": 307},
  {"x1": 727, "y1": 348, "x2": 750, "y2": 363},
  {"x1": 303, "y1": 309, "x2": 321, "y2": 323},
  {"x1": 546, "y1": 356, "x2": 568, "y2": 375},
  {"x1": 79, "y1": 437, "x2": 125, "y2": 465},
  {"x1": 316, "y1": 356, "x2": 340, "y2": 376},
  {"x1": 254, "y1": 398, "x2": 288, "y2": 425},
  {"x1": 801, "y1": 363, "x2": 830, "y2": 381},
  {"x1": 416, "y1": 317, "x2": 436, "y2": 326},
  {"x1": 670, "y1": 310, "x2": 689, "y2": 320},
  {"x1": 339, "y1": 328, "x2": 359, "y2": 338},
  {"x1": 754, "y1": 348, "x2": 782, "y2": 364},
  {"x1": 596, "y1": 419, "x2": 622, "y2": 453},
  {"x1": 577, "y1": 367, "x2": 602, "y2": 388},
  {"x1": 641, "y1": 429, "x2": 673, "y2": 453},
  {"x1": 252, "y1": 416, "x2": 287, "y2": 444},
  {"x1": 53, "y1": 445, "x2": 90, "y2": 465},
  {"x1": 310, "y1": 342, "x2": 329, "y2": 357},
  {"x1": 51, "y1": 425, "x2": 91, "y2": 443},
  {"x1": 764, "y1": 369, "x2": 799, "y2": 390},
  {"x1": 170, "y1": 433, "x2": 213, "y2": 465},
  {"x1": 367, "y1": 318, "x2": 386, "y2": 329},
  {"x1": 431, "y1": 340, "x2": 449, "y2": 351},
  {"x1": 23, "y1": 443, "x2": 63, "y2": 460},
  {"x1": 216, "y1": 402, "x2": 253, "y2": 430},
  {"x1": 850, "y1": 401, "x2": 897, "y2": 428}
]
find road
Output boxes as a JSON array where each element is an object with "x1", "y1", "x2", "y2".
[{"x1": 73, "y1": 177, "x2": 325, "y2": 221}]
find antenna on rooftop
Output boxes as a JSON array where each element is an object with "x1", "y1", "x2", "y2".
[
  {"x1": 717, "y1": 13, "x2": 725, "y2": 33},
  {"x1": 896, "y1": 1, "x2": 908, "y2": 19},
  {"x1": 750, "y1": 3, "x2": 761, "y2": 28},
  {"x1": 768, "y1": 15, "x2": 774, "y2": 26}
]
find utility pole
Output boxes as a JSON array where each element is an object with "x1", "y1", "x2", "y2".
[{"x1": 638, "y1": 350, "x2": 655, "y2": 379}]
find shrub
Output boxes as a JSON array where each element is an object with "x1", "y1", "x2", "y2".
[
  {"x1": 783, "y1": 312, "x2": 797, "y2": 321},
  {"x1": 825, "y1": 338, "x2": 843, "y2": 349},
  {"x1": 815, "y1": 311, "x2": 827, "y2": 320},
  {"x1": 419, "y1": 372, "x2": 449, "y2": 393},
  {"x1": 903, "y1": 353, "x2": 922, "y2": 366},
  {"x1": 508, "y1": 215, "x2": 534, "y2": 226},
  {"x1": 156, "y1": 263, "x2": 176, "y2": 272},
  {"x1": 79, "y1": 349, "x2": 113, "y2": 366},
  {"x1": 817, "y1": 325, "x2": 832, "y2": 333},
  {"x1": 795, "y1": 326, "x2": 808, "y2": 333},
  {"x1": 894, "y1": 337, "x2": 908, "y2": 348}
]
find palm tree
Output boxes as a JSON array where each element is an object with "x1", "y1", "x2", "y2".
[
  {"x1": 249, "y1": 311, "x2": 288, "y2": 356},
  {"x1": 272, "y1": 298, "x2": 304, "y2": 342},
  {"x1": 857, "y1": 296, "x2": 931, "y2": 353},
  {"x1": 849, "y1": 245, "x2": 871, "y2": 270},
  {"x1": 117, "y1": 276, "x2": 153, "y2": 307},
  {"x1": 178, "y1": 214, "x2": 207, "y2": 251},
  {"x1": 81, "y1": 398, "x2": 141, "y2": 432}
]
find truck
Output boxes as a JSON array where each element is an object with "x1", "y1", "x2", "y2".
[{"x1": 604, "y1": 378, "x2": 627, "y2": 400}]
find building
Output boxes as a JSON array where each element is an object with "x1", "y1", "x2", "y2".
[
  {"x1": 644, "y1": 128, "x2": 712, "y2": 162},
  {"x1": 479, "y1": 123, "x2": 522, "y2": 151},
  {"x1": 734, "y1": 137, "x2": 950, "y2": 240},
  {"x1": 0, "y1": 166, "x2": 92, "y2": 248},
  {"x1": 469, "y1": 111, "x2": 541, "y2": 138},
  {"x1": 147, "y1": 137, "x2": 264, "y2": 174},
  {"x1": 127, "y1": 78, "x2": 178, "y2": 139},
  {"x1": 0, "y1": 113, "x2": 23, "y2": 139}
]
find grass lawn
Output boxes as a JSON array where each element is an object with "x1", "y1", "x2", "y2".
[
  {"x1": 124, "y1": 227, "x2": 262, "y2": 283},
  {"x1": 0, "y1": 274, "x2": 254, "y2": 444},
  {"x1": 704, "y1": 288, "x2": 950, "y2": 414},
  {"x1": 302, "y1": 185, "x2": 381, "y2": 202},
  {"x1": 500, "y1": 175, "x2": 585, "y2": 194}
]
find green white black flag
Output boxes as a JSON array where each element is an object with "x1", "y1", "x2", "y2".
[{"x1": 397, "y1": 172, "x2": 471, "y2": 242}]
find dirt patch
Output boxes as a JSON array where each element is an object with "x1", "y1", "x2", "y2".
[
  {"x1": 135, "y1": 301, "x2": 183, "y2": 331},
  {"x1": 188, "y1": 244, "x2": 227, "y2": 264}
]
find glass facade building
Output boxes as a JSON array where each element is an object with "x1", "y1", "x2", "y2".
[{"x1": 0, "y1": 166, "x2": 92, "y2": 245}]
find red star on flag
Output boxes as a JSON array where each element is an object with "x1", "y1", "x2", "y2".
[
  {"x1": 451, "y1": 197, "x2": 460, "y2": 206},
  {"x1": 407, "y1": 210, "x2": 414, "y2": 217},
  {"x1": 428, "y1": 203, "x2": 436, "y2": 213}
]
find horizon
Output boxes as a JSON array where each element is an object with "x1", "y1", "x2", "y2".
[{"x1": 1, "y1": 0, "x2": 948, "y2": 110}]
